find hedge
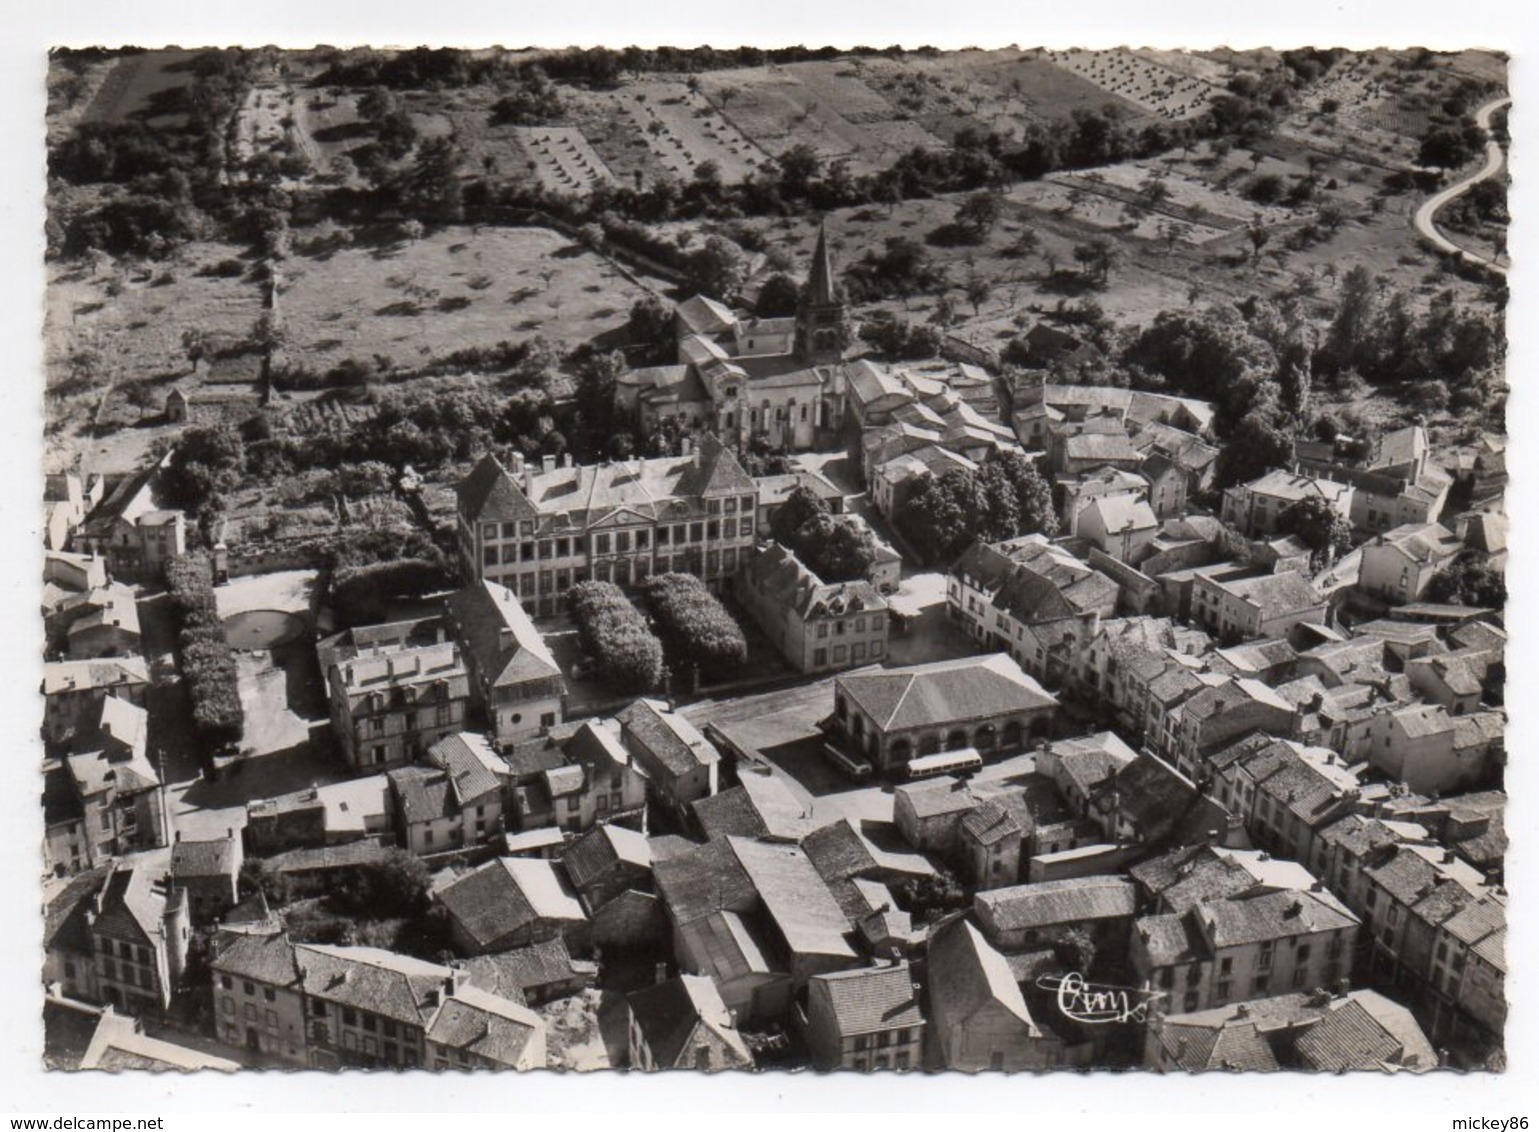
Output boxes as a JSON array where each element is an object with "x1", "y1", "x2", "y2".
[
  {"x1": 165, "y1": 551, "x2": 245, "y2": 750},
  {"x1": 331, "y1": 557, "x2": 454, "y2": 628},
  {"x1": 640, "y1": 573, "x2": 747, "y2": 672},
  {"x1": 567, "y1": 581, "x2": 663, "y2": 695}
]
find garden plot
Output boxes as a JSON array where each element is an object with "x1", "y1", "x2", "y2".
[
  {"x1": 1049, "y1": 159, "x2": 1294, "y2": 232},
  {"x1": 235, "y1": 83, "x2": 323, "y2": 174},
  {"x1": 614, "y1": 82, "x2": 767, "y2": 182},
  {"x1": 291, "y1": 89, "x2": 369, "y2": 175},
  {"x1": 78, "y1": 49, "x2": 200, "y2": 126},
  {"x1": 1044, "y1": 48, "x2": 1220, "y2": 120},
  {"x1": 512, "y1": 126, "x2": 620, "y2": 194},
  {"x1": 697, "y1": 66, "x2": 909, "y2": 173},
  {"x1": 1009, "y1": 179, "x2": 1227, "y2": 245}
]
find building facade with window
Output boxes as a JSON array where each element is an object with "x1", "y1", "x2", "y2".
[
  {"x1": 326, "y1": 639, "x2": 472, "y2": 773},
  {"x1": 735, "y1": 542, "x2": 890, "y2": 674},
  {"x1": 457, "y1": 434, "x2": 759, "y2": 617}
]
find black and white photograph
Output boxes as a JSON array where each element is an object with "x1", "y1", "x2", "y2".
[{"x1": 10, "y1": 0, "x2": 1531, "y2": 1115}]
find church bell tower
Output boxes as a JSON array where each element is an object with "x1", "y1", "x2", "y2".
[{"x1": 794, "y1": 222, "x2": 850, "y2": 365}]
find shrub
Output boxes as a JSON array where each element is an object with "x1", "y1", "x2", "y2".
[
  {"x1": 640, "y1": 572, "x2": 747, "y2": 672},
  {"x1": 165, "y1": 551, "x2": 245, "y2": 750},
  {"x1": 331, "y1": 557, "x2": 453, "y2": 627},
  {"x1": 568, "y1": 581, "x2": 664, "y2": 693}
]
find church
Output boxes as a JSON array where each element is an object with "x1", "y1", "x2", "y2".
[{"x1": 617, "y1": 224, "x2": 855, "y2": 452}]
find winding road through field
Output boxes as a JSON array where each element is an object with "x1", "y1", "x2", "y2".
[{"x1": 1412, "y1": 95, "x2": 1511, "y2": 275}]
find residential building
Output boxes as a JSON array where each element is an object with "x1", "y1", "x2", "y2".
[
  {"x1": 948, "y1": 535, "x2": 1118, "y2": 686},
  {"x1": 801, "y1": 961, "x2": 923, "y2": 1071},
  {"x1": 561, "y1": 823, "x2": 653, "y2": 911},
  {"x1": 1131, "y1": 889, "x2": 1361, "y2": 1015},
  {"x1": 1295, "y1": 426, "x2": 1452, "y2": 532},
  {"x1": 74, "y1": 461, "x2": 187, "y2": 582},
  {"x1": 894, "y1": 777, "x2": 978, "y2": 858},
  {"x1": 1190, "y1": 569, "x2": 1328, "y2": 643},
  {"x1": 1207, "y1": 734, "x2": 1363, "y2": 867},
  {"x1": 830, "y1": 653, "x2": 1057, "y2": 777},
  {"x1": 169, "y1": 830, "x2": 243, "y2": 925},
  {"x1": 1162, "y1": 677, "x2": 1295, "y2": 780},
  {"x1": 615, "y1": 698, "x2": 720, "y2": 818},
  {"x1": 735, "y1": 542, "x2": 890, "y2": 674},
  {"x1": 927, "y1": 917, "x2": 1065, "y2": 1071},
  {"x1": 42, "y1": 658, "x2": 149, "y2": 746},
  {"x1": 626, "y1": 975, "x2": 754, "y2": 1072},
  {"x1": 60, "y1": 696, "x2": 165, "y2": 865},
  {"x1": 211, "y1": 934, "x2": 546, "y2": 1070},
  {"x1": 506, "y1": 718, "x2": 648, "y2": 833},
  {"x1": 444, "y1": 580, "x2": 565, "y2": 748},
  {"x1": 1073, "y1": 494, "x2": 1159, "y2": 564},
  {"x1": 436, "y1": 857, "x2": 589, "y2": 956},
  {"x1": 51, "y1": 583, "x2": 141, "y2": 660},
  {"x1": 43, "y1": 861, "x2": 190, "y2": 1016},
  {"x1": 1366, "y1": 703, "x2": 1504, "y2": 795},
  {"x1": 1404, "y1": 649, "x2": 1498, "y2": 716},
  {"x1": 1220, "y1": 470, "x2": 1353, "y2": 539},
  {"x1": 243, "y1": 775, "x2": 393, "y2": 852},
  {"x1": 1358, "y1": 522, "x2": 1463, "y2": 605},
  {"x1": 387, "y1": 749, "x2": 503, "y2": 857},
  {"x1": 753, "y1": 468, "x2": 844, "y2": 536},
  {"x1": 456, "y1": 433, "x2": 759, "y2": 616},
  {"x1": 325, "y1": 635, "x2": 471, "y2": 773},
  {"x1": 46, "y1": 996, "x2": 239, "y2": 1072}
]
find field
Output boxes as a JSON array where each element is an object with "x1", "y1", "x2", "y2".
[{"x1": 1042, "y1": 49, "x2": 1223, "y2": 121}]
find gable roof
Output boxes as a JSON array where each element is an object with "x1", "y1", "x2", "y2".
[
  {"x1": 445, "y1": 580, "x2": 561, "y2": 689},
  {"x1": 811, "y1": 962, "x2": 923, "y2": 1036},
  {"x1": 425, "y1": 731, "x2": 507, "y2": 805},
  {"x1": 927, "y1": 918, "x2": 1037, "y2": 1032},
  {"x1": 170, "y1": 836, "x2": 239, "y2": 880},
  {"x1": 977, "y1": 877, "x2": 1136, "y2": 933},
  {"x1": 423, "y1": 984, "x2": 544, "y2": 1068},
  {"x1": 627, "y1": 974, "x2": 752, "y2": 1069},
  {"x1": 561, "y1": 823, "x2": 652, "y2": 890},
  {"x1": 436, "y1": 858, "x2": 586, "y2": 949},
  {"x1": 728, "y1": 837, "x2": 856, "y2": 960},
  {"x1": 457, "y1": 454, "x2": 537, "y2": 524},
  {"x1": 617, "y1": 698, "x2": 719, "y2": 777}
]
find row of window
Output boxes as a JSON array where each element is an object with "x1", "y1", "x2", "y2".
[
  {"x1": 481, "y1": 518, "x2": 755, "y2": 567},
  {"x1": 813, "y1": 641, "x2": 882, "y2": 667},
  {"x1": 480, "y1": 497, "x2": 757, "y2": 543}
]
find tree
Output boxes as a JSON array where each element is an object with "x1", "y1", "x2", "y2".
[
  {"x1": 1072, "y1": 238, "x2": 1118, "y2": 287},
  {"x1": 1216, "y1": 408, "x2": 1295, "y2": 490},
  {"x1": 626, "y1": 294, "x2": 675, "y2": 365},
  {"x1": 964, "y1": 271, "x2": 993, "y2": 318},
  {"x1": 641, "y1": 572, "x2": 748, "y2": 673},
  {"x1": 1247, "y1": 216, "x2": 1272, "y2": 265},
  {"x1": 898, "y1": 468, "x2": 983, "y2": 564},
  {"x1": 681, "y1": 235, "x2": 744, "y2": 302},
  {"x1": 754, "y1": 272, "x2": 801, "y2": 318},
  {"x1": 769, "y1": 484, "x2": 828, "y2": 545},
  {"x1": 568, "y1": 581, "x2": 664, "y2": 693},
  {"x1": 1277, "y1": 495, "x2": 1352, "y2": 564},
  {"x1": 1427, "y1": 551, "x2": 1506, "y2": 609},
  {"x1": 955, "y1": 191, "x2": 1003, "y2": 241},
  {"x1": 776, "y1": 143, "x2": 821, "y2": 197},
  {"x1": 181, "y1": 327, "x2": 209, "y2": 374},
  {"x1": 984, "y1": 449, "x2": 1059, "y2": 538},
  {"x1": 398, "y1": 136, "x2": 465, "y2": 223}
]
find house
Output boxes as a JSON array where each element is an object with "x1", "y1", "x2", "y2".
[
  {"x1": 42, "y1": 658, "x2": 149, "y2": 746},
  {"x1": 51, "y1": 583, "x2": 141, "y2": 660},
  {"x1": 1366, "y1": 703, "x2": 1504, "y2": 795},
  {"x1": 1088, "y1": 750, "x2": 1235, "y2": 849},
  {"x1": 325, "y1": 635, "x2": 472, "y2": 773},
  {"x1": 870, "y1": 445, "x2": 977, "y2": 523},
  {"x1": 1071, "y1": 617, "x2": 1211, "y2": 734},
  {"x1": 958, "y1": 794, "x2": 1030, "y2": 891},
  {"x1": 974, "y1": 877, "x2": 1137, "y2": 953},
  {"x1": 44, "y1": 861, "x2": 190, "y2": 1016},
  {"x1": 436, "y1": 857, "x2": 589, "y2": 956},
  {"x1": 692, "y1": 767, "x2": 819, "y2": 844},
  {"x1": 927, "y1": 917, "x2": 1065, "y2": 1071},
  {"x1": 1130, "y1": 421, "x2": 1220, "y2": 493},
  {"x1": 1058, "y1": 465, "x2": 1148, "y2": 530},
  {"x1": 1131, "y1": 889, "x2": 1361, "y2": 1015},
  {"x1": 504, "y1": 719, "x2": 649, "y2": 834},
  {"x1": 45, "y1": 995, "x2": 239, "y2": 1072},
  {"x1": 243, "y1": 775, "x2": 393, "y2": 852},
  {"x1": 1404, "y1": 649, "x2": 1498, "y2": 715},
  {"x1": 1073, "y1": 495, "x2": 1159, "y2": 564},
  {"x1": 1191, "y1": 570, "x2": 1328, "y2": 644},
  {"x1": 44, "y1": 549, "x2": 109, "y2": 604},
  {"x1": 893, "y1": 777, "x2": 977, "y2": 857},
  {"x1": 1206, "y1": 735, "x2": 1362, "y2": 867},
  {"x1": 1131, "y1": 844, "x2": 1321, "y2": 916},
  {"x1": 73, "y1": 457, "x2": 188, "y2": 582},
  {"x1": 735, "y1": 543, "x2": 890, "y2": 675},
  {"x1": 387, "y1": 760, "x2": 502, "y2": 857},
  {"x1": 1220, "y1": 470, "x2": 1353, "y2": 539},
  {"x1": 801, "y1": 961, "x2": 924, "y2": 1071},
  {"x1": 44, "y1": 472, "x2": 92, "y2": 553},
  {"x1": 444, "y1": 580, "x2": 565, "y2": 748},
  {"x1": 169, "y1": 830, "x2": 243, "y2": 925},
  {"x1": 1295, "y1": 426, "x2": 1452, "y2": 532},
  {"x1": 1358, "y1": 523, "x2": 1463, "y2": 605},
  {"x1": 1058, "y1": 431, "x2": 1145, "y2": 477},
  {"x1": 1163, "y1": 678, "x2": 1295, "y2": 781},
  {"x1": 626, "y1": 975, "x2": 754, "y2": 1072},
  {"x1": 462, "y1": 937, "x2": 598, "y2": 1006},
  {"x1": 212, "y1": 934, "x2": 546, "y2": 1070},
  {"x1": 457, "y1": 433, "x2": 759, "y2": 616},
  {"x1": 561, "y1": 822, "x2": 653, "y2": 911},
  {"x1": 61, "y1": 696, "x2": 165, "y2": 865},
  {"x1": 1140, "y1": 452, "x2": 1189, "y2": 520},
  {"x1": 615, "y1": 698, "x2": 720, "y2": 818},
  {"x1": 948, "y1": 535, "x2": 1118, "y2": 687},
  {"x1": 1036, "y1": 732, "x2": 1139, "y2": 819},
  {"x1": 830, "y1": 653, "x2": 1057, "y2": 777}
]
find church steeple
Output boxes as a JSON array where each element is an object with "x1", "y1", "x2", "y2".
[{"x1": 795, "y1": 220, "x2": 849, "y2": 365}]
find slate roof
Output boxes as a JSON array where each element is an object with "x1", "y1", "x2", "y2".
[
  {"x1": 1083, "y1": 494, "x2": 1158, "y2": 535},
  {"x1": 561, "y1": 823, "x2": 652, "y2": 891},
  {"x1": 728, "y1": 837, "x2": 856, "y2": 960},
  {"x1": 1194, "y1": 889, "x2": 1358, "y2": 949},
  {"x1": 436, "y1": 858, "x2": 586, "y2": 950},
  {"x1": 44, "y1": 866, "x2": 112, "y2": 955},
  {"x1": 170, "y1": 836, "x2": 239, "y2": 880},
  {"x1": 1369, "y1": 522, "x2": 1463, "y2": 565},
  {"x1": 627, "y1": 974, "x2": 752, "y2": 1069},
  {"x1": 959, "y1": 799, "x2": 1024, "y2": 847},
  {"x1": 1156, "y1": 1017, "x2": 1280, "y2": 1072},
  {"x1": 652, "y1": 839, "x2": 756, "y2": 926},
  {"x1": 977, "y1": 877, "x2": 1136, "y2": 932},
  {"x1": 811, "y1": 962, "x2": 923, "y2": 1036},
  {"x1": 445, "y1": 580, "x2": 561, "y2": 690},
  {"x1": 425, "y1": 732, "x2": 506, "y2": 804},
  {"x1": 836, "y1": 653, "x2": 1056, "y2": 734},
  {"x1": 927, "y1": 918, "x2": 1037, "y2": 1032},
  {"x1": 457, "y1": 454, "x2": 538, "y2": 524},
  {"x1": 616, "y1": 698, "x2": 719, "y2": 777},
  {"x1": 1212, "y1": 571, "x2": 1325, "y2": 622},
  {"x1": 388, "y1": 766, "x2": 458, "y2": 823},
  {"x1": 211, "y1": 930, "x2": 303, "y2": 987},
  {"x1": 737, "y1": 541, "x2": 887, "y2": 621},
  {"x1": 423, "y1": 985, "x2": 544, "y2": 1067},
  {"x1": 1294, "y1": 997, "x2": 1420, "y2": 1072}
]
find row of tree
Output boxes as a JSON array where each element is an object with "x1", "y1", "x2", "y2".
[
  {"x1": 165, "y1": 551, "x2": 245, "y2": 751},
  {"x1": 640, "y1": 572, "x2": 749, "y2": 677},
  {"x1": 568, "y1": 581, "x2": 664, "y2": 694}
]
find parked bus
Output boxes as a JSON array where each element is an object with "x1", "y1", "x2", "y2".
[
  {"x1": 823, "y1": 742, "x2": 874, "y2": 781},
  {"x1": 904, "y1": 747, "x2": 983, "y2": 781}
]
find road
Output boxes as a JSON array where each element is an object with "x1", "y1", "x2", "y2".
[{"x1": 1412, "y1": 96, "x2": 1511, "y2": 276}]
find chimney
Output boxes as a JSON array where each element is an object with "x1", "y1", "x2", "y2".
[
  {"x1": 654, "y1": 960, "x2": 669, "y2": 986},
  {"x1": 1284, "y1": 900, "x2": 1303, "y2": 918},
  {"x1": 174, "y1": 830, "x2": 182, "y2": 843},
  {"x1": 511, "y1": 452, "x2": 525, "y2": 476},
  {"x1": 562, "y1": 453, "x2": 573, "y2": 469},
  {"x1": 499, "y1": 627, "x2": 516, "y2": 651},
  {"x1": 525, "y1": 464, "x2": 537, "y2": 494},
  {"x1": 542, "y1": 454, "x2": 557, "y2": 475},
  {"x1": 680, "y1": 437, "x2": 693, "y2": 458},
  {"x1": 1234, "y1": 1002, "x2": 1251, "y2": 1019}
]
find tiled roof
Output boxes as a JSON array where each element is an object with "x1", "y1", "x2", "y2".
[
  {"x1": 894, "y1": 776, "x2": 975, "y2": 820},
  {"x1": 1369, "y1": 522, "x2": 1462, "y2": 565},
  {"x1": 388, "y1": 766, "x2": 457, "y2": 823},
  {"x1": 811, "y1": 962, "x2": 923, "y2": 1036},
  {"x1": 652, "y1": 839, "x2": 756, "y2": 926},
  {"x1": 561, "y1": 824, "x2": 652, "y2": 891},
  {"x1": 976, "y1": 877, "x2": 1136, "y2": 932},
  {"x1": 927, "y1": 918, "x2": 1037, "y2": 1031},
  {"x1": 1295, "y1": 998, "x2": 1408, "y2": 1072},
  {"x1": 728, "y1": 837, "x2": 855, "y2": 960},
  {"x1": 1213, "y1": 571, "x2": 1324, "y2": 622},
  {"x1": 1194, "y1": 889, "x2": 1358, "y2": 949},
  {"x1": 44, "y1": 866, "x2": 111, "y2": 954},
  {"x1": 836, "y1": 653, "x2": 1056, "y2": 734},
  {"x1": 425, "y1": 731, "x2": 506, "y2": 805},
  {"x1": 626, "y1": 974, "x2": 752, "y2": 1069},
  {"x1": 1157, "y1": 1018, "x2": 1279, "y2": 1072},
  {"x1": 457, "y1": 454, "x2": 538, "y2": 524},
  {"x1": 211, "y1": 930, "x2": 303, "y2": 987},
  {"x1": 959, "y1": 799, "x2": 1024, "y2": 847}
]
